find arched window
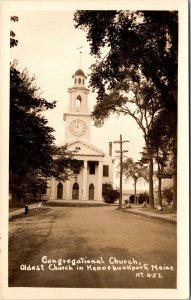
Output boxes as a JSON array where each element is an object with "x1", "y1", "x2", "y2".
[
  {"x1": 72, "y1": 182, "x2": 79, "y2": 200},
  {"x1": 78, "y1": 78, "x2": 81, "y2": 84},
  {"x1": 89, "y1": 183, "x2": 94, "y2": 200},
  {"x1": 74, "y1": 78, "x2": 77, "y2": 84},
  {"x1": 57, "y1": 182, "x2": 63, "y2": 199},
  {"x1": 75, "y1": 95, "x2": 81, "y2": 111},
  {"x1": 82, "y1": 79, "x2": 85, "y2": 85}
]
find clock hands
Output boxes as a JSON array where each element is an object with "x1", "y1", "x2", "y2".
[{"x1": 73, "y1": 120, "x2": 80, "y2": 128}]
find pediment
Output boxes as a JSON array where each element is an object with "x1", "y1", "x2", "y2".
[{"x1": 66, "y1": 139, "x2": 104, "y2": 157}]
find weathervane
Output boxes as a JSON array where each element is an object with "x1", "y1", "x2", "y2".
[{"x1": 77, "y1": 46, "x2": 83, "y2": 68}]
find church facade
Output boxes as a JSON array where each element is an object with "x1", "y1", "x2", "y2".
[{"x1": 45, "y1": 68, "x2": 114, "y2": 201}]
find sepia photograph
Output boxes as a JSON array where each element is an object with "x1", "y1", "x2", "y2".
[{"x1": 0, "y1": 1, "x2": 189, "y2": 299}]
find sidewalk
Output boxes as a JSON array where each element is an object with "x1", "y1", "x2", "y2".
[
  {"x1": 121, "y1": 204, "x2": 177, "y2": 224},
  {"x1": 9, "y1": 203, "x2": 42, "y2": 219},
  {"x1": 8, "y1": 200, "x2": 107, "y2": 219}
]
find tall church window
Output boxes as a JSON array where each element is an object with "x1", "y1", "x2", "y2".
[
  {"x1": 82, "y1": 79, "x2": 85, "y2": 85},
  {"x1": 89, "y1": 183, "x2": 94, "y2": 200},
  {"x1": 57, "y1": 182, "x2": 63, "y2": 199},
  {"x1": 103, "y1": 165, "x2": 109, "y2": 177},
  {"x1": 74, "y1": 78, "x2": 77, "y2": 84},
  {"x1": 72, "y1": 182, "x2": 79, "y2": 200},
  {"x1": 89, "y1": 162, "x2": 96, "y2": 174},
  {"x1": 78, "y1": 78, "x2": 81, "y2": 84}
]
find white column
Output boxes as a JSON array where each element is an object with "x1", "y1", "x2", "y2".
[
  {"x1": 49, "y1": 177, "x2": 55, "y2": 200},
  {"x1": 65, "y1": 180, "x2": 71, "y2": 200},
  {"x1": 97, "y1": 161, "x2": 103, "y2": 201},
  {"x1": 82, "y1": 160, "x2": 88, "y2": 200}
]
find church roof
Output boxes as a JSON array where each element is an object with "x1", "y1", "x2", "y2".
[{"x1": 65, "y1": 139, "x2": 105, "y2": 157}]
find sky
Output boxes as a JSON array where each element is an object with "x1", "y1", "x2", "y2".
[{"x1": 10, "y1": 9, "x2": 147, "y2": 189}]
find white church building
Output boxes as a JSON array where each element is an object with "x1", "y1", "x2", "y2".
[{"x1": 45, "y1": 68, "x2": 114, "y2": 201}]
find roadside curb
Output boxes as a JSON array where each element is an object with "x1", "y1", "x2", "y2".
[
  {"x1": 121, "y1": 208, "x2": 177, "y2": 224},
  {"x1": 45, "y1": 201, "x2": 110, "y2": 208}
]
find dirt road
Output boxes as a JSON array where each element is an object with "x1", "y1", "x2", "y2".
[{"x1": 9, "y1": 206, "x2": 176, "y2": 288}]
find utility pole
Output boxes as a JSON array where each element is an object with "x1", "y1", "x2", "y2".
[{"x1": 114, "y1": 134, "x2": 129, "y2": 209}]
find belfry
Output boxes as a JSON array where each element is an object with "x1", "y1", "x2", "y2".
[{"x1": 46, "y1": 68, "x2": 114, "y2": 201}]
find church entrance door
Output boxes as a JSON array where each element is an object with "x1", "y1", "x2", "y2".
[
  {"x1": 89, "y1": 183, "x2": 94, "y2": 200},
  {"x1": 72, "y1": 182, "x2": 79, "y2": 200},
  {"x1": 57, "y1": 182, "x2": 63, "y2": 199}
]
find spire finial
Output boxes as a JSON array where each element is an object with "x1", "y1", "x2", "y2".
[{"x1": 77, "y1": 46, "x2": 83, "y2": 68}]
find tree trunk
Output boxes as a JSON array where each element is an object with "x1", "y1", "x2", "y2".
[
  {"x1": 134, "y1": 178, "x2": 137, "y2": 204},
  {"x1": 158, "y1": 178, "x2": 163, "y2": 209},
  {"x1": 157, "y1": 163, "x2": 163, "y2": 209},
  {"x1": 149, "y1": 156, "x2": 154, "y2": 208}
]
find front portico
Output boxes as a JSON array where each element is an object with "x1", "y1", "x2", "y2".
[{"x1": 48, "y1": 139, "x2": 112, "y2": 201}]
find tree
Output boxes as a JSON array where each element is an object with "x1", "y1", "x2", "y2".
[
  {"x1": 74, "y1": 10, "x2": 177, "y2": 209},
  {"x1": 122, "y1": 158, "x2": 148, "y2": 204},
  {"x1": 74, "y1": 11, "x2": 177, "y2": 107},
  {"x1": 10, "y1": 16, "x2": 19, "y2": 48},
  {"x1": 148, "y1": 108, "x2": 175, "y2": 209},
  {"x1": 9, "y1": 19, "x2": 79, "y2": 202},
  {"x1": 10, "y1": 63, "x2": 78, "y2": 201},
  {"x1": 94, "y1": 74, "x2": 162, "y2": 207},
  {"x1": 148, "y1": 108, "x2": 176, "y2": 209}
]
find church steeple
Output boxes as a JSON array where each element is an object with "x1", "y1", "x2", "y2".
[
  {"x1": 64, "y1": 67, "x2": 91, "y2": 142},
  {"x1": 72, "y1": 69, "x2": 87, "y2": 87},
  {"x1": 69, "y1": 68, "x2": 89, "y2": 113}
]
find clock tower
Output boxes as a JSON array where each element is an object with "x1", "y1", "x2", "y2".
[
  {"x1": 63, "y1": 69, "x2": 91, "y2": 142},
  {"x1": 45, "y1": 67, "x2": 113, "y2": 202}
]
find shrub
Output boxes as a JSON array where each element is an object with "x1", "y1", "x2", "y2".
[
  {"x1": 138, "y1": 192, "x2": 149, "y2": 204},
  {"x1": 102, "y1": 184, "x2": 119, "y2": 203},
  {"x1": 129, "y1": 195, "x2": 138, "y2": 203}
]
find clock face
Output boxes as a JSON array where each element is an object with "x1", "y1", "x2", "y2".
[{"x1": 69, "y1": 119, "x2": 87, "y2": 136}]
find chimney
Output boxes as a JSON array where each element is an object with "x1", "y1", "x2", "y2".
[{"x1": 109, "y1": 142, "x2": 112, "y2": 156}]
